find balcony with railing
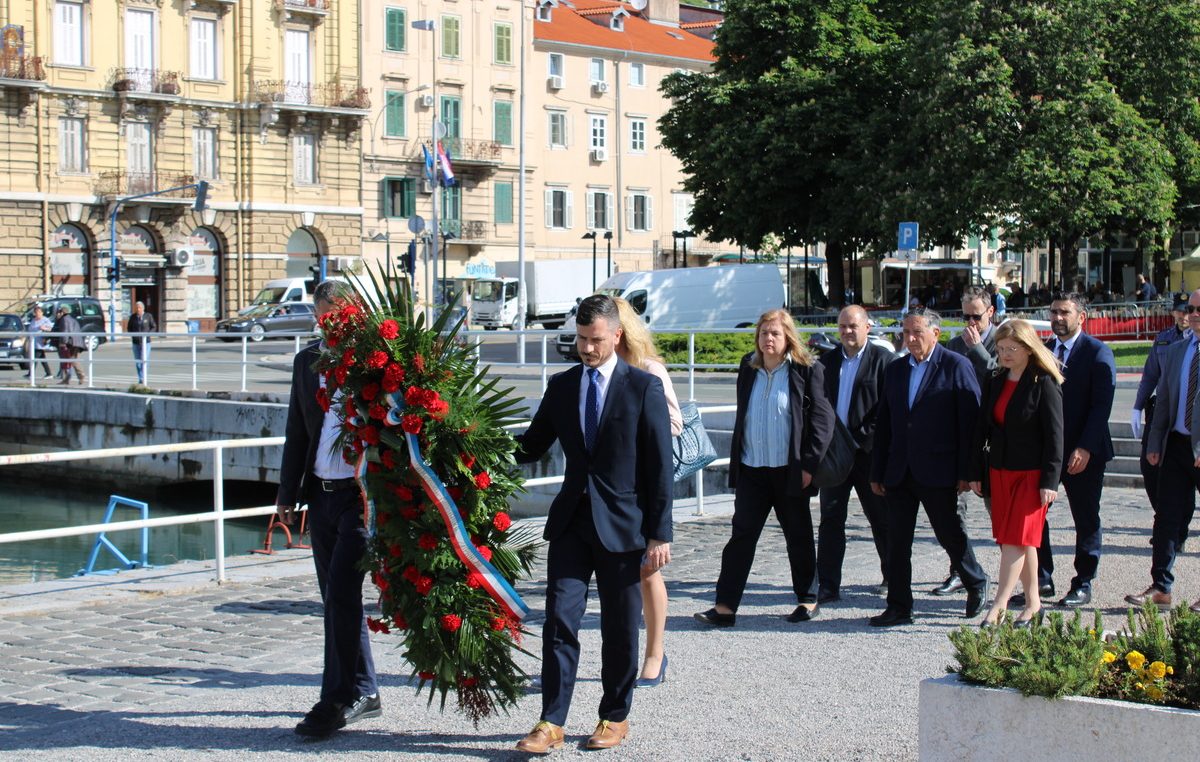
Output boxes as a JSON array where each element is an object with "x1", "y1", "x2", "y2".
[
  {"x1": 417, "y1": 137, "x2": 504, "y2": 173},
  {"x1": 252, "y1": 80, "x2": 370, "y2": 112},
  {"x1": 274, "y1": 0, "x2": 330, "y2": 21},
  {"x1": 95, "y1": 172, "x2": 198, "y2": 200},
  {"x1": 440, "y1": 219, "x2": 489, "y2": 241},
  {"x1": 0, "y1": 54, "x2": 47, "y2": 88},
  {"x1": 109, "y1": 68, "x2": 181, "y2": 97}
]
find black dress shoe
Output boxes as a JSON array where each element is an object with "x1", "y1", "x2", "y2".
[
  {"x1": 965, "y1": 580, "x2": 990, "y2": 618},
  {"x1": 343, "y1": 694, "x2": 382, "y2": 725},
  {"x1": 869, "y1": 608, "x2": 913, "y2": 627},
  {"x1": 817, "y1": 589, "x2": 841, "y2": 604},
  {"x1": 786, "y1": 604, "x2": 819, "y2": 622},
  {"x1": 930, "y1": 573, "x2": 964, "y2": 596},
  {"x1": 1059, "y1": 588, "x2": 1091, "y2": 607},
  {"x1": 694, "y1": 607, "x2": 736, "y2": 627},
  {"x1": 295, "y1": 700, "x2": 346, "y2": 738}
]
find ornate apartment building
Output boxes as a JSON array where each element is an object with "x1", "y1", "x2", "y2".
[
  {"x1": 0, "y1": 0, "x2": 367, "y2": 331},
  {"x1": 358, "y1": 0, "x2": 720, "y2": 301}
]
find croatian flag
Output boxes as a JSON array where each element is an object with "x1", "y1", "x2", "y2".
[
  {"x1": 420, "y1": 143, "x2": 435, "y2": 184},
  {"x1": 437, "y1": 141, "x2": 456, "y2": 186}
]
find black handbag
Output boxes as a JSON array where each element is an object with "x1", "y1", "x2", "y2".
[
  {"x1": 811, "y1": 416, "x2": 856, "y2": 489},
  {"x1": 673, "y1": 402, "x2": 718, "y2": 482}
]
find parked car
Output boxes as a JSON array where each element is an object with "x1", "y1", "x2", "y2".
[
  {"x1": 215, "y1": 302, "x2": 317, "y2": 341},
  {"x1": 22, "y1": 295, "x2": 107, "y2": 351},
  {"x1": 0, "y1": 313, "x2": 26, "y2": 369}
]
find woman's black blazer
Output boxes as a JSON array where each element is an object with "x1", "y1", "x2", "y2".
[
  {"x1": 728, "y1": 352, "x2": 835, "y2": 498},
  {"x1": 969, "y1": 368, "x2": 1065, "y2": 491}
]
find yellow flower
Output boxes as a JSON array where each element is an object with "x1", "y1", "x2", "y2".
[
  {"x1": 1127, "y1": 651, "x2": 1147, "y2": 671},
  {"x1": 1168, "y1": 666, "x2": 1175, "y2": 676},
  {"x1": 1102, "y1": 651, "x2": 1117, "y2": 663},
  {"x1": 1134, "y1": 682, "x2": 1144, "y2": 690},
  {"x1": 1146, "y1": 685, "x2": 1164, "y2": 701},
  {"x1": 1149, "y1": 661, "x2": 1168, "y2": 680}
]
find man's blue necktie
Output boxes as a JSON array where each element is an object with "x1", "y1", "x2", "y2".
[{"x1": 585, "y1": 367, "x2": 600, "y2": 451}]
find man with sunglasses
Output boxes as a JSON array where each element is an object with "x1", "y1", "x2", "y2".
[
  {"x1": 1130, "y1": 289, "x2": 1200, "y2": 611},
  {"x1": 931, "y1": 286, "x2": 1001, "y2": 598}
]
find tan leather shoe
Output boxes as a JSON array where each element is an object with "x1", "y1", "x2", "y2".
[
  {"x1": 1125, "y1": 587, "x2": 1172, "y2": 609},
  {"x1": 1190, "y1": 599, "x2": 1200, "y2": 614},
  {"x1": 586, "y1": 719, "x2": 630, "y2": 750},
  {"x1": 515, "y1": 721, "x2": 564, "y2": 754}
]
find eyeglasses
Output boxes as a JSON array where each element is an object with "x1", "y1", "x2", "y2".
[
  {"x1": 1187, "y1": 305, "x2": 1200, "y2": 314},
  {"x1": 962, "y1": 313, "x2": 986, "y2": 322}
]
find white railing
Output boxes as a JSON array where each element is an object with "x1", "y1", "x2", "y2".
[{"x1": 0, "y1": 405, "x2": 737, "y2": 582}]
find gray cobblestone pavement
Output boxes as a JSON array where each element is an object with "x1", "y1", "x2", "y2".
[{"x1": 0, "y1": 487, "x2": 1194, "y2": 760}]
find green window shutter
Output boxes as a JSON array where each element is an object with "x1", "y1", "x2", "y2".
[
  {"x1": 385, "y1": 8, "x2": 406, "y2": 51},
  {"x1": 967, "y1": 235, "x2": 980, "y2": 249},
  {"x1": 494, "y1": 182, "x2": 514, "y2": 224},
  {"x1": 385, "y1": 91, "x2": 404, "y2": 137},
  {"x1": 380, "y1": 178, "x2": 392, "y2": 217},
  {"x1": 494, "y1": 101, "x2": 513, "y2": 145},
  {"x1": 400, "y1": 178, "x2": 416, "y2": 218}
]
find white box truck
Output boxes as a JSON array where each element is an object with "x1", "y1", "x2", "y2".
[
  {"x1": 555, "y1": 264, "x2": 786, "y2": 359},
  {"x1": 471, "y1": 259, "x2": 610, "y2": 329}
]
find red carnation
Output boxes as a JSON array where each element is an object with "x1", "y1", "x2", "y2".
[
  {"x1": 474, "y1": 471, "x2": 492, "y2": 490},
  {"x1": 388, "y1": 544, "x2": 403, "y2": 558},
  {"x1": 400, "y1": 506, "x2": 419, "y2": 520},
  {"x1": 334, "y1": 366, "x2": 349, "y2": 384},
  {"x1": 367, "y1": 350, "x2": 389, "y2": 369},
  {"x1": 413, "y1": 353, "x2": 426, "y2": 372},
  {"x1": 369, "y1": 404, "x2": 387, "y2": 421},
  {"x1": 360, "y1": 426, "x2": 381, "y2": 445},
  {"x1": 405, "y1": 387, "x2": 425, "y2": 406},
  {"x1": 492, "y1": 512, "x2": 512, "y2": 531},
  {"x1": 401, "y1": 414, "x2": 423, "y2": 434},
  {"x1": 418, "y1": 533, "x2": 438, "y2": 551},
  {"x1": 361, "y1": 382, "x2": 380, "y2": 401},
  {"x1": 384, "y1": 362, "x2": 405, "y2": 385},
  {"x1": 466, "y1": 572, "x2": 484, "y2": 589},
  {"x1": 366, "y1": 617, "x2": 390, "y2": 634},
  {"x1": 416, "y1": 576, "x2": 434, "y2": 595},
  {"x1": 380, "y1": 450, "x2": 396, "y2": 470},
  {"x1": 418, "y1": 670, "x2": 436, "y2": 680},
  {"x1": 392, "y1": 613, "x2": 407, "y2": 630},
  {"x1": 476, "y1": 545, "x2": 493, "y2": 562},
  {"x1": 428, "y1": 399, "x2": 450, "y2": 420},
  {"x1": 392, "y1": 484, "x2": 414, "y2": 501},
  {"x1": 460, "y1": 453, "x2": 476, "y2": 470},
  {"x1": 371, "y1": 571, "x2": 389, "y2": 592},
  {"x1": 440, "y1": 614, "x2": 462, "y2": 632},
  {"x1": 459, "y1": 676, "x2": 478, "y2": 687},
  {"x1": 402, "y1": 565, "x2": 420, "y2": 584},
  {"x1": 378, "y1": 319, "x2": 399, "y2": 340},
  {"x1": 421, "y1": 388, "x2": 441, "y2": 406},
  {"x1": 490, "y1": 617, "x2": 507, "y2": 632},
  {"x1": 342, "y1": 349, "x2": 356, "y2": 366},
  {"x1": 315, "y1": 387, "x2": 331, "y2": 412}
]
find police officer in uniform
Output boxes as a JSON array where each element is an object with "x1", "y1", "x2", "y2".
[{"x1": 1133, "y1": 293, "x2": 1191, "y2": 535}]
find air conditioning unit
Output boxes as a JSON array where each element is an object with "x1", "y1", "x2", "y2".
[
  {"x1": 331, "y1": 256, "x2": 360, "y2": 272},
  {"x1": 590, "y1": 148, "x2": 608, "y2": 162},
  {"x1": 592, "y1": 80, "x2": 609, "y2": 94},
  {"x1": 421, "y1": 178, "x2": 434, "y2": 194},
  {"x1": 167, "y1": 247, "x2": 194, "y2": 267},
  {"x1": 548, "y1": 75, "x2": 564, "y2": 90},
  {"x1": 418, "y1": 94, "x2": 434, "y2": 108}
]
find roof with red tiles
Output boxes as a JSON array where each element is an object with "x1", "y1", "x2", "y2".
[{"x1": 534, "y1": 1, "x2": 717, "y2": 64}]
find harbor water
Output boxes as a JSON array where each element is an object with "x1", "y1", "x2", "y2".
[{"x1": 0, "y1": 478, "x2": 275, "y2": 585}]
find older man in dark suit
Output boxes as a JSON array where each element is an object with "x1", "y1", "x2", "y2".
[
  {"x1": 869, "y1": 308, "x2": 989, "y2": 627},
  {"x1": 513, "y1": 295, "x2": 674, "y2": 754},
  {"x1": 816, "y1": 305, "x2": 894, "y2": 602},
  {"x1": 276, "y1": 281, "x2": 380, "y2": 738},
  {"x1": 1127, "y1": 289, "x2": 1200, "y2": 609},
  {"x1": 1035, "y1": 292, "x2": 1116, "y2": 607}
]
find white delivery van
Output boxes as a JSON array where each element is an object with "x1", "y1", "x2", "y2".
[{"x1": 555, "y1": 264, "x2": 785, "y2": 359}]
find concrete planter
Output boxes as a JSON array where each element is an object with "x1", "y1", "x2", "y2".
[{"x1": 919, "y1": 674, "x2": 1200, "y2": 761}]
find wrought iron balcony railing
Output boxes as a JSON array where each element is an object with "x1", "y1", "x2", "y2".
[
  {"x1": 110, "y1": 68, "x2": 181, "y2": 95},
  {"x1": 440, "y1": 219, "x2": 489, "y2": 241},
  {"x1": 0, "y1": 54, "x2": 46, "y2": 82},
  {"x1": 275, "y1": 0, "x2": 330, "y2": 12},
  {"x1": 253, "y1": 80, "x2": 369, "y2": 110},
  {"x1": 95, "y1": 172, "x2": 197, "y2": 198}
]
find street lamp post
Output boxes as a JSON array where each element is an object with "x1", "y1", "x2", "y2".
[
  {"x1": 603, "y1": 230, "x2": 613, "y2": 279},
  {"x1": 582, "y1": 232, "x2": 597, "y2": 290},
  {"x1": 107, "y1": 180, "x2": 209, "y2": 342},
  {"x1": 672, "y1": 230, "x2": 694, "y2": 269},
  {"x1": 412, "y1": 18, "x2": 440, "y2": 323}
]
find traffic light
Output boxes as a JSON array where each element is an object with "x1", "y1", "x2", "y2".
[
  {"x1": 108, "y1": 259, "x2": 122, "y2": 283},
  {"x1": 403, "y1": 239, "x2": 417, "y2": 276},
  {"x1": 305, "y1": 264, "x2": 320, "y2": 295},
  {"x1": 193, "y1": 180, "x2": 210, "y2": 211}
]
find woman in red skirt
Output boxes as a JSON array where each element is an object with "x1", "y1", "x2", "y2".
[{"x1": 969, "y1": 319, "x2": 1064, "y2": 627}]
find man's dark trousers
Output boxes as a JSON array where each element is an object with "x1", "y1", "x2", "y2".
[
  {"x1": 1151, "y1": 433, "x2": 1200, "y2": 593},
  {"x1": 1036, "y1": 460, "x2": 1104, "y2": 593},
  {"x1": 818, "y1": 451, "x2": 887, "y2": 594},
  {"x1": 541, "y1": 497, "x2": 642, "y2": 726},
  {"x1": 308, "y1": 486, "x2": 378, "y2": 705},
  {"x1": 884, "y1": 473, "x2": 986, "y2": 613}
]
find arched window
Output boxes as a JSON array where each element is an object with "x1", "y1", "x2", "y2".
[
  {"x1": 188, "y1": 228, "x2": 222, "y2": 330},
  {"x1": 285, "y1": 228, "x2": 319, "y2": 278},
  {"x1": 50, "y1": 224, "x2": 92, "y2": 296}
]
